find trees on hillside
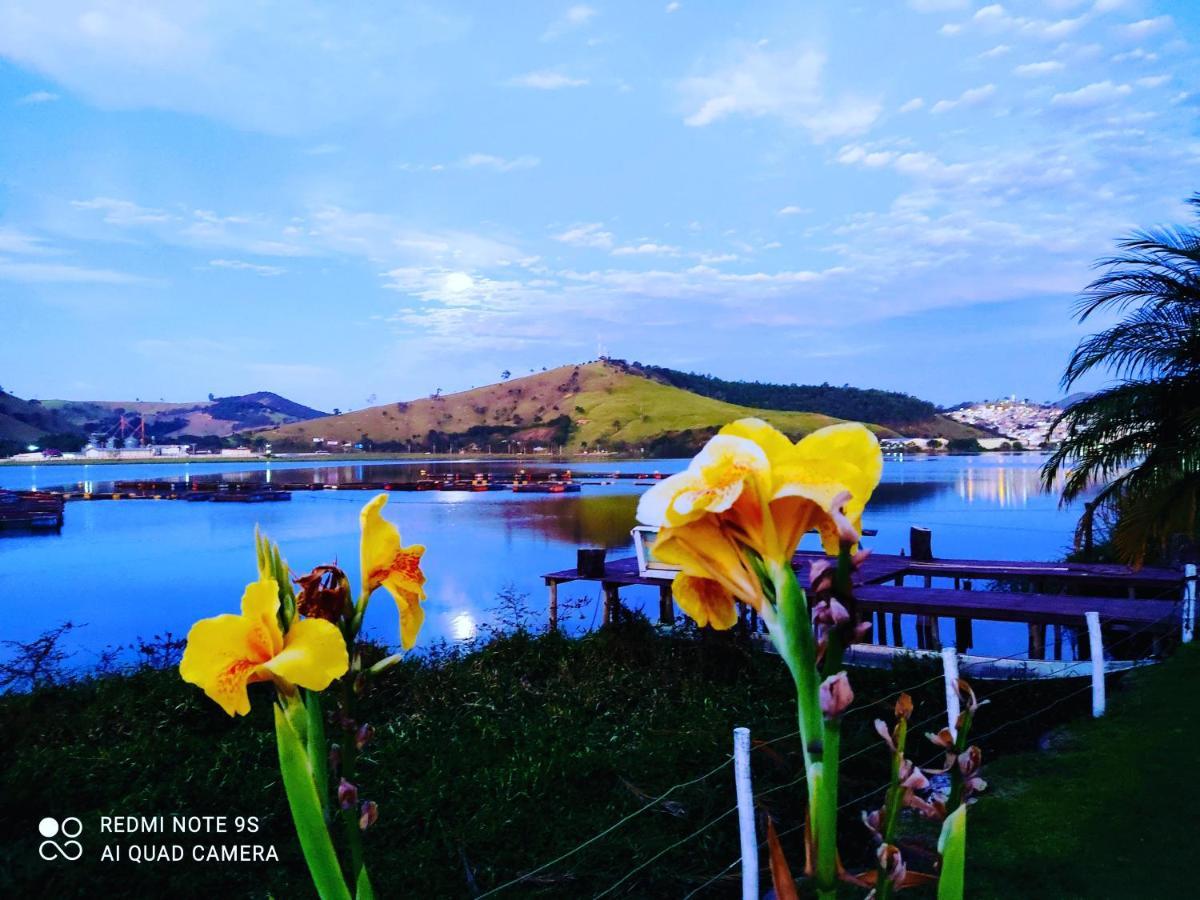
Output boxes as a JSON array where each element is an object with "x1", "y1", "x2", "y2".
[{"x1": 1043, "y1": 195, "x2": 1200, "y2": 565}]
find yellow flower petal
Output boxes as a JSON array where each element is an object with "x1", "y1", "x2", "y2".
[
  {"x1": 794, "y1": 423, "x2": 882, "y2": 521},
  {"x1": 179, "y1": 612, "x2": 272, "y2": 717},
  {"x1": 636, "y1": 470, "x2": 695, "y2": 527},
  {"x1": 360, "y1": 493, "x2": 402, "y2": 593},
  {"x1": 360, "y1": 493, "x2": 429, "y2": 650},
  {"x1": 259, "y1": 617, "x2": 350, "y2": 691},
  {"x1": 389, "y1": 586, "x2": 426, "y2": 651},
  {"x1": 719, "y1": 418, "x2": 795, "y2": 467},
  {"x1": 239, "y1": 577, "x2": 285, "y2": 657},
  {"x1": 672, "y1": 574, "x2": 739, "y2": 630},
  {"x1": 653, "y1": 519, "x2": 766, "y2": 611}
]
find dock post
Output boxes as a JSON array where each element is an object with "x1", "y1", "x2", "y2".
[
  {"x1": 658, "y1": 583, "x2": 674, "y2": 626},
  {"x1": 1183, "y1": 563, "x2": 1197, "y2": 644},
  {"x1": 891, "y1": 613, "x2": 903, "y2": 647},
  {"x1": 1086, "y1": 611, "x2": 1105, "y2": 717},
  {"x1": 733, "y1": 727, "x2": 758, "y2": 900},
  {"x1": 548, "y1": 581, "x2": 559, "y2": 631},
  {"x1": 1028, "y1": 624, "x2": 1047, "y2": 660},
  {"x1": 875, "y1": 610, "x2": 887, "y2": 646},
  {"x1": 602, "y1": 582, "x2": 620, "y2": 625},
  {"x1": 941, "y1": 646, "x2": 961, "y2": 740}
]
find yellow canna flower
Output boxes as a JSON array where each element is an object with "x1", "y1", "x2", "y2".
[
  {"x1": 360, "y1": 494, "x2": 428, "y2": 650},
  {"x1": 180, "y1": 577, "x2": 349, "y2": 716},
  {"x1": 672, "y1": 574, "x2": 739, "y2": 630},
  {"x1": 637, "y1": 418, "x2": 882, "y2": 630}
]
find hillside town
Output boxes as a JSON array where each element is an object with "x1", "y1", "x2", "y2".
[{"x1": 946, "y1": 398, "x2": 1068, "y2": 449}]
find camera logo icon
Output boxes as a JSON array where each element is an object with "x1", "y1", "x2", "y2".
[{"x1": 38, "y1": 817, "x2": 83, "y2": 861}]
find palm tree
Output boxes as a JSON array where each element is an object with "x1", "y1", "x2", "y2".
[{"x1": 1043, "y1": 194, "x2": 1200, "y2": 566}]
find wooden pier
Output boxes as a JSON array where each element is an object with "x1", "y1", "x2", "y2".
[{"x1": 543, "y1": 529, "x2": 1190, "y2": 664}]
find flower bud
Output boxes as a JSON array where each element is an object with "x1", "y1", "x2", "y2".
[
  {"x1": 830, "y1": 491, "x2": 860, "y2": 545},
  {"x1": 293, "y1": 564, "x2": 351, "y2": 623},
  {"x1": 338, "y1": 778, "x2": 358, "y2": 810},
  {"x1": 358, "y1": 800, "x2": 378, "y2": 831},
  {"x1": 355, "y1": 723, "x2": 374, "y2": 751},
  {"x1": 819, "y1": 671, "x2": 854, "y2": 719},
  {"x1": 328, "y1": 743, "x2": 341, "y2": 773}
]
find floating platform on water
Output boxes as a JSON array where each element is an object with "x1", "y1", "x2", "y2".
[{"x1": 0, "y1": 490, "x2": 65, "y2": 533}]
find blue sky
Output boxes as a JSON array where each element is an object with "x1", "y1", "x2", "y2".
[{"x1": 2, "y1": 0, "x2": 1198, "y2": 411}]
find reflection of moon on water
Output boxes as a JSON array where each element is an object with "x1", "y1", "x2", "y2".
[{"x1": 449, "y1": 611, "x2": 477, "y2": 641}]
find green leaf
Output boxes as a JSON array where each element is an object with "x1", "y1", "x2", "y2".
[
  {"x1": 355, "y1": 865, "x2": 377, "y2": 900},
  {"x1": 275, "y1": 703, "x2": 351, "y2": 900},
  {"x1": 937, "y1": 805, "x2": 968, "y2": 900},
  {"x1": 305, "y1": 690, "x2": 331, "y2": 820}
]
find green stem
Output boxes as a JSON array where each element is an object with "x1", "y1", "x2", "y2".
[
  {"x1": 770, "y1": 560, "x2": 822, "y2": 768},
  {"x1": 339, "y1": 678, "x2": 368, "y2": 885},
  {"x1": 274, "y1": 701, "x2": 352, "y2": 900},
  {"x1": 875, "y1": 716, "x2": 909, "y2": 900}
]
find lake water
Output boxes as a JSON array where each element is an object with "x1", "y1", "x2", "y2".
[{"x1": 0, "y1": 453, "x2": 1086, "y2": 666}]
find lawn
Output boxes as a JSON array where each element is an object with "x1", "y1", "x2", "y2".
[
  {"x1": 967, "y1": 643, "x2": 1199, "y2": 899},
  {"x1": 0, "y1": 616, "x2": 1094, "y2": 898}
]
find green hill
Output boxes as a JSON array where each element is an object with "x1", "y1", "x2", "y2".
[
  {"x1": 625, "y1": 361, "x2": 985, "y2": 439},
  {"x1": 255, "y1": 361, "x2": 899, "y2": 455}
]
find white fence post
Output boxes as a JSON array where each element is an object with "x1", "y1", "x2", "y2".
[
  {"x1": 733, "y1": 727, "x2": 757, "y2": 900},
  {"x1": 1086, "y1": 611, "x2": 1105, "y2": 717},
  {"x1": 1183, "y1": 563, "x2": 1197, "y2": 644},
  {"x1": 941, "y1": 645, "x2": 961, "y2": 739}
]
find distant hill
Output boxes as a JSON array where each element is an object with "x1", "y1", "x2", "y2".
[
  {"x1": 0, "y1": 391, "x2": 79, "y2": 447},
  {"x1": 256, "y1": 361, "x2": 900, "y2": 455},
  {"x1": 622, "y1": 362, "x2": 985, "y2": 440},
  {"x1": 26, "y1": 392, "x2": 328, "y2": 442}
]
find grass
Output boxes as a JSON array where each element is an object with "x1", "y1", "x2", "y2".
[
  {"x1": 0, "y1": 615, "x2": 1093, "y2": 898},
  {"x1": 966, "y1": 643, "x2": 1200, "y2": 899}
]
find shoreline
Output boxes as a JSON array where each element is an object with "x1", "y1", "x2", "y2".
[{"x1": 0, "y1": 447, "x2": 1051, "y2": 468}]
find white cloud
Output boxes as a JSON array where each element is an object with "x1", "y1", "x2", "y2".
[
  {"x1": 836, "y1": 145, "x2": 895, "y2": 167},
  {"x1": 1014, "y1": 60, "x2": 1065, "y2": 76},
  {"x1": 899, "y1": 97, "x2": 925, "y2": 113},
  {"x1": 1116, "y1": 16, "x2": 1172, "y2": 39},
  {"x1": 948, "y1": 4, "x2": 1091, "y2": 40},
  {"x1": 209, "y1": 258, "x2": 285, "y2": 276},
  {"x1": 612, "y1": 242, "x2": 680, "y2": 256},
  {"x1": 666, "y1": 1, "x2": 681, "y2": 12},
  {"x1": 553, "y1": 222, "x2": 614, "y2": 249},
  {"x1": 930, "y1": 84, "x2": 996, "y2": 114},
  {"x1": 979, "y1": 44, "x2": 1011, "y2": 58},
  {"x1": 777, "y1": 205, "x2": 808, "y2": 216},
  {"x1": 542, "y1": 5, "x2": 596, "y2": 41},
  {"x1": 507, "y1": 70, "x2": 589, "y2": 89},
  {"x1": 1050, "y1": 80, "x2": 1132, "y2": 108},
  {"x1": 1136, "y1": 75, "x2": 1170, "y2": 89},
  {"x1": 1112, "y1": 47, "x2": 1158, "y2": 63},
  {"x1": 71, "y1": 197, "x2": 174, "y2": 225},
  {"x1": 460, "y1": 153, "x2": 541, "y2": 172},
  {"x1": 0, "y1": 258, "x2": 151, "y2": 284},
  {"x1": 680, "y1": 44, "x2": 881, "y2": 139},
  {"x1": 0, "y1": 2, "x2": 467, "y2": 135},
  {"x1": 16, "y1": 90, "x2": 58, "y2": 104},
  {"x1": 0, "y1": 227, "x2": 53, "y2": 255}
]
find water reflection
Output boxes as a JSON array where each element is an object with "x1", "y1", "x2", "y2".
[
  {"x1": 501, "y1": 494, "x2": 640, "y2": 549},
  {"x1": 0, "y1": 452, "x2": 1092, "y2": 662}
]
